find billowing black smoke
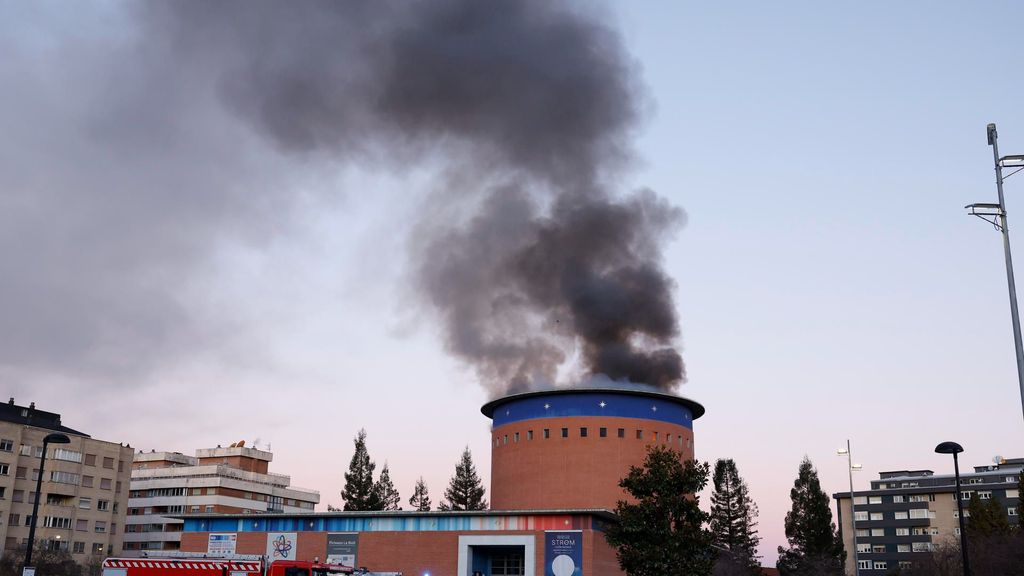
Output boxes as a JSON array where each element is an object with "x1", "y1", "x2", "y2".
[{"x1": 146, "y1": 0, "x2": 686, "y2": 394}]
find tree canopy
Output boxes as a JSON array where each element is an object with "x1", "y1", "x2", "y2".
[
  {"x1": 605, "y1": 445, "x2": 715, "y2": 576},
  {"x1": 776, "y1": 457, "x2": 845, "y2": 576},
  {"x1": 440, "y1": 446, "x2": 488, "y2": 511},
  {"x1": 341, "y1": 428, "x2": 382, "y2": 511},
  {"x1": 710, "y1": 459, "x2": 761, "y2": 575},
  {"x1": 409, "y1": 476, "x2": 432, "y2": 511}
]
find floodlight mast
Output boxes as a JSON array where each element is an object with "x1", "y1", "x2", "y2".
[{"x1": 968, "y1": 123, "x2": 1024, "y2": 427}]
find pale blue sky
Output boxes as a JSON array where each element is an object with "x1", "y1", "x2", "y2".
[{"x1": 3, "y1": 1, "x2": 1023, "y2": 565}]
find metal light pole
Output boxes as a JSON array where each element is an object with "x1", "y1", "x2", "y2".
[
  {"x1": 935, "y1": 442, "x2": 970, "y2": 576},
  {"x1": 23, "y1": 432, "x2": 70, "y2": 575},
  {"x1": 966, "y1": 123, "x2": 1024, "y2": 426},
  {"x1": 837, "y1": 441, "x2": 863, "y2": 576}
]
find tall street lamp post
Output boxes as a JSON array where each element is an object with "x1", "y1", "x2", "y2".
[
  {"x1": 935, "y1": 442, "x2": 970, "y2": 576},
  {"x1": 23, "y1": 432, "x2": 71, "y2": 575},
  {"x1": 966, "y1": 123, "x2": 1024, "y2": 427},
  {"x1": 837, "y1": 441, "x2": 863, "y2": 576}
]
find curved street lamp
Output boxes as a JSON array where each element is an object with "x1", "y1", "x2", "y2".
[
  {"x1": 935, "y1": 441, "x2": 970, "y2": 576},
  {"x1": 23, "y1": 432, "x2": 71, "y2": 575}
]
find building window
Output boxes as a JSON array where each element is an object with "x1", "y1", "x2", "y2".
[
  {"x1": 527, "y1": 430, "x2": 533, "y2": 440},
  {"x1": 580, "y1": 428, "x2": 587, "y2": 438},
  {"x1": 190, "y1": 506, "x2": 200, "y2": 513},
  {"x1": 870, "y1": 529, "x2": 884, "y2": 537},
  {"x1": 854, "y1": 511, "x2": 869, "y2": 521},
  {"x1": 0, "y1": 465, "x2": 7, "y2": 476},
  {"x1": 857, "y1": 560, "x2": 870, "y2": 570},
  {"x1": 0, "y1": 440, "x2": 11, "y2": 452},
  {"x1": 561, "y1": 428, "x2": 568, "y2": 438},
  {"x1": 873, "y1": 562, "x2": 887, "y2": 570},
  {"x1": 898, "y1": 544, "x2": 911, "y2": 553},
  {"x1": 1006, "y1": 476, "x2": 1019, "y2": 483},
  {"x1": 617, "y1": 428, "x2": 625, "y2": 438},
  {"x1": 912, "y1": 542, "x2": 932, "y2": 553},
  {"x1": 909, "y1": 509, "x2": 929, "y2": 519},
  {"x1": 899, "y1": 562, "x2": 913, "y2": 570},
  {"x1": 81, "y1": 476, "x2": 94, "y2": 488},
  {"x1": 514, "y1": 432, "x2": 520, "y2": 443},
  {"x1": 870, "y1": 512, "x2": 883, "y2": 521},
  {"x1": 100, "y1": 478, "x2": 112, "y2": 490},
  {"x1": 599, "y1": 427, "x2": 607, "y2": 438},
  {"x1": 43, "y1": 517, "x2": 72, "y2": 529},
  {"x1": 856, "y1": 543, "x2": 870, "y2": 553},
  {"x1": 15, "y1": 467, "x2": 26, "y2": 480},
  {"x1": 871, "y1": 545, "x2": 886, "y2": 553},
  {"x1": 855, "y1": 529, "x2": 868, "y2": 537},
  {"x1": 1009, "y1": 507, "x2": 1018, "y2": 516},
  {"x1": 97, "y1": 500, "x2": 109, "y2": 512},
  {"x1": 1007, "y1": 489, "x2": 1019, "y2": 498},
  {"x1": 543, "y1": 429, "x2": 550, "y2": 439},
  {"x1": 7, "y1": 514, "x2": 18, "y2": 526},
  {"x1": 894, "y1": 511, "x2": 908, "y2": 520},
  {"x1": 895, "y1": 528, "x2": 910, "y2": 536},
  {"x1": 12, "y1": 491, "x2": 22, "y2": 503},
  {"x1": 79, "y1": 498, "x2": 91, "y2": 510},
  {"x1": 893, "y1": 495, "x2": 904, "y2": 503},
  {"x1": 84, "y1": 454, "x2": 96, "y2": 466},
  {"x1": 102, "y1": 457, "x2": 114, "y2": 469},
  {"x1": 853, "y1": 496, "x2": 868, "y2": 505},
  {"x1": 92, "y1": 544, "x2": 104, "y2": 555},
  {"x1": 653, "y1": 431, "x2": 659, "y2": 441},
  {"x1": 869, "y1": 496, "x2": 882, "y2": 504},
  {"x1": 73, "y1": 542, "x2": 85, "y2": 554},
  {"x1": 95, "y1": 521, "x2": 106, "y2": 533},
  {"x1": 636, "y1": 430, "x2": 643, "y2": 440},
  {"x1": 52, "y1": 448, "x2": 82, "y2": 463},
  {"x1": 978, "y1": 491, "x2": 992, "y2": 500},
  {"x1": 205, "y1": 505, "x2": 215, "y2": 513},
  {"x1": 961, "y1": 490, "x2": 973, "y2": 500},
  {"x1": 503, "y1": 435, "x2": 507, "y2": 445}
]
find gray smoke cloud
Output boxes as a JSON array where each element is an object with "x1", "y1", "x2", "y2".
[{"x1": 1, "y1": 0, "x2": 686, "y2": 395}]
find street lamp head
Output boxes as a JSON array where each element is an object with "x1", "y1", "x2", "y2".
[
  {"x1": 988, "y1": 123, "x2": 998, "y2": 145},
  {"x1": 836, "y1": 448, "x2": 849, "y2": 456},
  {"x1": 935, "y1": 441, "x2": 964, "y2": 455},
  {"x1": 851, "y1": 463, "x2": 863, "y2": 471},
  {"x1": 44, "y1": 433, "x2": 70, "y2": 445}
]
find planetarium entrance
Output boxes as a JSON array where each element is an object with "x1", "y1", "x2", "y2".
[
  {"x1": 459, "y1": 535, "x2": 534, "y2": 576},
  {"x1": 486, "y1": 547, "x2": 525, "y2": 576}
]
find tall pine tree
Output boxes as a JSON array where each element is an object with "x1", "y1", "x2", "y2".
[
  {"x1": 710, "y1": 459, "x2": 761, "y2": 574},
  {"x1": 374, "y1": 462, "x2": 402, "y2": 511},
  {"x1": 776, "y1": 457, "x2": 845, "y2": 576},
  {"x1": 409, "y1": 477, "x2": 432, "y2": 511},
  {"x1": 440, "y1": 447, "x2": 487, "y2": 511},
  {"x1": 341, "y1": 429, "x2": 381, "y2": 511}
]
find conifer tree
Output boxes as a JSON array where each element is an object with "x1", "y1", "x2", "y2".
[
  {"x1": 710, "y1": 459, "x2": 761, "y2": 574},
  {"x1": 409, "y1": 476, "x2": 432, "y2": 511},
  {"x1": 373, "y1": 462, "x2": 402, "y2": 511},
  {"x1": 966, "y1": 494, "x2": 1011, "y2": 538},
  {"x1": 440, "y1": 447, "x2": 488, "y2": 511},
  {"x1": 776, "y1": 457, "x2": 845, "y2": 576},
  {"x1": 341, "y1": 429, "x2": 380, "y2": 511},
  {"x1": 605, "y1": 446, "x2": 715, "y2": 576}
]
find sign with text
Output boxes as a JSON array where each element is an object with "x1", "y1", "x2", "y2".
[
  {"x1": 267, "y1": 532, "x2": 298, "y2": 561},
  {"x1": 544, "y1": 530, "x2": 582, "y2": 576},
  {"x1": 326, "y1": 533, "x2": 359, "y2": 568},
  {"x1": 208, "y1": 533, "x2": 237, "y2": 555}
]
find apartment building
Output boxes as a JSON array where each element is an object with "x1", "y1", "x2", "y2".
[
  {"x1": 123, "y1": 444, "x2": 319, "y2": 556},
  {"x1": 834, "y1": 456, "x2": 1022, "y2": 574},
  {"x1": 0, "y1": 399, "x2": 133, "y2": 559}
]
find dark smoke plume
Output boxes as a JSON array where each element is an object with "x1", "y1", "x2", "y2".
[
  {"x1": 141, "y1": 0, "x2": 688, "y2": 395},
  {"x1": 0, "y1": 1, "x2": 685, "y2": 395}
]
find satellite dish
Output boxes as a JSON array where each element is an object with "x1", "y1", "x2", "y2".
[
  {"x1": 237, "y1": 440, "x2": 246, "y2": 447},
  {"x1": 994, "y1": 455, "x2": 1004, "y2": 465}
]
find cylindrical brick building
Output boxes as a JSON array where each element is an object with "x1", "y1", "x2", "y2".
[{"x1": 482, "y1": 387, "x2": 705, "y2": 511}]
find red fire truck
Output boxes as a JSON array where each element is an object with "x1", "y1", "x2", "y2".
[{"x1": 102, "y1": 557, "x2": 355, "y2": 576}]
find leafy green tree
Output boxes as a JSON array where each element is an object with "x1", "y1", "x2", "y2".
[
  {"x1": 605, "y1": 445, "x2": 715, "y2": 576},
  {"x1": 373, "y1": 462, "x2": 402, "y2": 511},
  {"x1": 341, "y1": 429, "x2": 381, "y2": 511},
  {"x1": 0, "y1": 545, "x2": 81, "y2": 576},
  {"x1": 710, "y1": 459, "x2": 761, "y2": 574},
  {"x1": 409, "y1": 476, "x2": 432, "y2": 511},
  {"x1": 439, "y1": 447, "x2": 488, "y2": 511},
  {"x1": 776, "y1": 457, "x2": 845, "y2": 576}
]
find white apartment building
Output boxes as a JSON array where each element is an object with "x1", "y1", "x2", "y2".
[{"x1": 123, "y1": 444, "x2": 319, "y2": 556}]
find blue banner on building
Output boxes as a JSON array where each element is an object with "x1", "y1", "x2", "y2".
[{"x1": 544, "y1": 530, "x2": 582, "y2": 576}]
